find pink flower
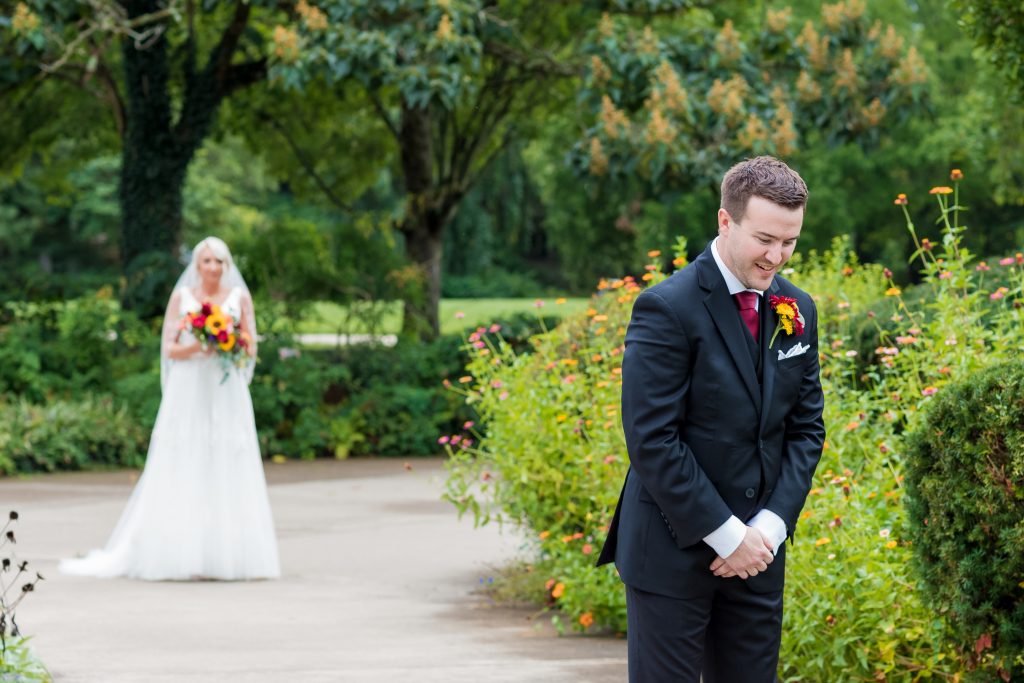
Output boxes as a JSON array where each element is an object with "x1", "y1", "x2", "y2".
[
  {"x1": 845, "y1": 350, "x2": 858, "y2": 358},
  {"x1": 939, "y1": 271, "x2": 952, "y2": 280},
  {"x1": 462, "y1": 439, "x2": 474, "y2": 449},
  {"x1": 879, "y1": 528, "x2": 891, "y2": 538},
  {"x1": 976, "y1": 262, "x2": 991, "y2": 272},
  {"x1": 991, "y1": 287, "x2": 1009, "y2": 300},
  {"x1": 883, "y1": 267, "x2": 893, "y2": 279},
  {"x1": 499, "y1": 391, "x2": 509, "y2": 401},
  {"x1": 450, "y1": 435, "x2": 462, "y2": 444},
  {"x1": 463, "y1": 421, "x2": 475, "y2": 430},
  {"x1": 469, "y1": 332, "x2": 481, "y2": 342},
  {"x1": 490, "y1": 380, "x2": 504, "y2": 389},
  {"x1": 563, "y1": 375, "x2": 576, "y2": 384},
  {"x1": 454, "y1": 311, "x2": 465, "y2": 319},
  {"x1": 473, "y1": 341, "x2": 485, "y2": 349},
  {"x1": 1000, "y1": 257, "x2": 1015, "y2": 266},
  {"x1": 438, "y1": 436, "x2": 450, "y2": 445},
  {"x1": 582, "y1": 544, "x2": 593, "y2": 555},
  {"x1": 922, "y1": 386, "x2": 938, "y2": 396},
  {"x1": 604, "y1": 455, "x2": 617, "y2": 464},
  {"x1": 879, "y1": 443, "x2": 890, "y2": 454},
  {"x1": 534, "y1": 299, "x2": 545, "y2": 308},
  {"x1": 945, "y1": 337, "x2": 957, "y2": 346},
  {"x1": 489, "y1": 324, "x2": 501, "y2": 333},
  {"x1": 895, "y1": 335, "x2": 918, "y2": 345}
]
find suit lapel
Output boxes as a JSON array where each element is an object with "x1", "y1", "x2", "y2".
[
  {"x1": 759, "y1": 278, "x2": 781, "y2": 433},
  {"x1": 696, "y1": 250, "x2": 762, "y2": 412}
]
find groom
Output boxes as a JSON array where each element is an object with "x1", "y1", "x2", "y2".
[{"x1": 597, "y1": 156, "x2": 825, "y2": 682}]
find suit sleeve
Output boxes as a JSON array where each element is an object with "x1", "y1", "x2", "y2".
[
  {"x1": 621, "y1": 289, "x2": 734, "y2": 547},
  {"x1": 764, "y1": 298, "x2": 826, "y2": 534}
]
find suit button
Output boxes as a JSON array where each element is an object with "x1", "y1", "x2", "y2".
[{"x1": 745, "y1": 488, "x2": 756, "y2": 499}]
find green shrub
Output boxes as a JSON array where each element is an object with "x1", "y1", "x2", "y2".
[
  {"x1": 0, "y1": 291, "x2": 155, "y2": 402},
  {"x1": 0, "y1": 396, "x2": 147, "y2": 474},
  {"x1": 905, "y1": 360, "x2": 1024, "y2": 680}
]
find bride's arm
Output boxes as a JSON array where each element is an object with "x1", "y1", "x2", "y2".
[
  {"x1": 162, "y1": 290, "x2": 204, "y2": 360},
  {"x1": 239, "y1": 291, "x2": 258, "y2": 358}
]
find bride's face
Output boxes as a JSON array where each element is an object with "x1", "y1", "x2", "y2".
[{"x1": 196, "y1": 247, "x2": 224, "y2": 286}]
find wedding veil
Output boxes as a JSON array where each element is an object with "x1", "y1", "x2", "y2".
[{"x1": 160, "y1": 236, "x2": 257, "y2": 388}]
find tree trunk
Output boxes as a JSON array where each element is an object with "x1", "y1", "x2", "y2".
[
  {"x1": 118, "y1": 0, "x2": 261, "y2": 317},
  {"x1": 119, "y1": 0, "x2": 188, "y2": 317},
  {"x1": 399, "y1": 102, "x2": 446, "y2": 341}
]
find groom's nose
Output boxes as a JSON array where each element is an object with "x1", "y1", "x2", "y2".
[{"x1": 764, "y1": 245, "x2": 783, "y2": 265}]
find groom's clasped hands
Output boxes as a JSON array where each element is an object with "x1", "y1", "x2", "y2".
[{"x1": 709, "y1": 526, "x2": 774, "y2": 580}]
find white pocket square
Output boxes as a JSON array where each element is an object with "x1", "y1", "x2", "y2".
[{"x1": 777, "y1": 342, "x2": 809, "y2": 361}]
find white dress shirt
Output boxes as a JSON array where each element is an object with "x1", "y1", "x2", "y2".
[{"x1": 701, "y1": 238, "x2": 787, "y2": 558}]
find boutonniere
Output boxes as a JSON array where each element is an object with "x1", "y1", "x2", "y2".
[{"x1": 769, "y1": 295, "x2": 805, "y2": 348}]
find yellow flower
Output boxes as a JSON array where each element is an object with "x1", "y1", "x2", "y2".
[
  {"x1": 218, "y1": 334, "x2": 237, "y2": 352},
  {"x1": 929, "y1": 186, "x2": 953, "y2": 195},
  {"x1": 885, "y1": 540, "x2": 898, "y2": 549},
  {"x1": 950, "y1": 169, "x2": 964, "y2": 181},
  {"x1": 885, "y1": 287, "x2": 901, "y2": 296},
  {"x1": 815, "y1": 537, "x2": 831, "y2": 546},
  {"x1": 205, "y1": 312, "x2": 229, "y2": 335}
]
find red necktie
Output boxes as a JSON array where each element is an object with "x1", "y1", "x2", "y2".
[{"x1": 734, "y1": 291, "x2": 759, "y2": 341}]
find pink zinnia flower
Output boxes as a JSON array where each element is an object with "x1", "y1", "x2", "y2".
[{"x1": 921, "y1": 386, "x2": 938, "y2": 396}]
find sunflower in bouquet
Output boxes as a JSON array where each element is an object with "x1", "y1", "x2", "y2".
[{"x1": 181, "y1": 302, "x2": 253, "y2": 378}]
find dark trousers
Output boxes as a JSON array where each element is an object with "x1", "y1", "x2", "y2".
[{"x1": 625, "y1": 582, "x2": 783, "y2": 683}]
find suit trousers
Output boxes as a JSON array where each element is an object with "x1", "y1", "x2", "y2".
[{"x1": 625, "y1": 581, "x2": 783, "y2": 683}]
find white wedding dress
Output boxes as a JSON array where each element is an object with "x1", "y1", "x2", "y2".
[{"x1": 60, "y1": 287, "x2": 280, "y2": 581}]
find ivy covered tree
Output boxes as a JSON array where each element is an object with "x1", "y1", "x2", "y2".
[{"x1": 1, "y1": 0, "x2": 281, "y2": 315}]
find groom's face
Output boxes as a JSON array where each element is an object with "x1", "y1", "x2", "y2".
[{"x1": 717, "y1": 195, "x2": 803, "y2": 291}]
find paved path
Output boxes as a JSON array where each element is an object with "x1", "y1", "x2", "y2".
[{"x1": 1, "y1": 458, "x2": 626, "y2": 682}]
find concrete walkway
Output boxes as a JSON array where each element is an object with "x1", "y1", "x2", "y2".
[{"x1": 1, "y1": 458, "x2": 626, "y2": 682}]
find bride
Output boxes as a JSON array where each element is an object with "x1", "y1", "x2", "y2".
[{"x1": 60, "y1": 237, "x2": 280, "y2": 581}]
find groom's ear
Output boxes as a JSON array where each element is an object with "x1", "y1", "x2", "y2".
[{"x1": 717, "y1": 208, "x2": 732, "y2": 236}]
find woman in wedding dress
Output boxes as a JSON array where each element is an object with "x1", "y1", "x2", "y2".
[{"x1": 60, "y1": 237, "x2": 280, "y2": 581}]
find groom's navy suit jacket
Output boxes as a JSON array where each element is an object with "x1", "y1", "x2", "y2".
[{"x1": 597, "y1": 244, "x2": 825, "y2": 599}]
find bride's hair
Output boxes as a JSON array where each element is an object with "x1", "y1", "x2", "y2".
[{"x1": 191, "y1": 236, "x2": 234, "y2": 274}]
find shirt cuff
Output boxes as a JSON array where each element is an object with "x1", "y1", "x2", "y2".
[
  {"x1": 703, "y1": 515, "x2": 746, "y2": 558},
  {"x1": 749, "y1": 509, "x2": 787, "y2": 556}
]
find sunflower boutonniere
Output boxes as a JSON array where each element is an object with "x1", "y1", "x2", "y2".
[{"x1": 768, "y1": 295, "x2": 805, "y2": 348}]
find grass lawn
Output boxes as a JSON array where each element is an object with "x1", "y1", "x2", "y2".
[{"x1": 297, "y1": 297, "x2": 593, "y2": 335}]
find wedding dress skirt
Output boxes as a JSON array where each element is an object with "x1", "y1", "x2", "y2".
[{"x1": 60, "y1": 353, "x2": 280, "y2": 581}]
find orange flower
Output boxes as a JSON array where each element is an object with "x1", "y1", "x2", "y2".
[
  {"x1": 885, "y1": 540, "x2": 898, "y2": 549},
  {"x1": 893, "y1": 193, "x2": 908, "y2": 205},
  {"x1": 950, "y1": 169, "x2": 963, "y2": 181},
  {"x1": 579, "y1": 612, "x2": 595, "y2": 628},
  {"x1": 539, "y1": 530, "x2": 551, "y2": 540},
  {"x1": 551, "y1": 582, "x2": 565, "y2": 598},
  {"x1": 545, "y1": 578, "x2": 556, "y2": 591},
  {"x1": 929, "y1": 186, "x2": 953, "y2": 195},
  {"x1": 815, "y1": 537, "x2": 831, "y2": 546},
  {"x1": 647, "y1": 250, "x2": 662, "y2": 258}
]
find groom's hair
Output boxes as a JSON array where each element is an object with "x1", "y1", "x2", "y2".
[{"x1": 720, "y1": 156, "x2": 808, "y2": 222}]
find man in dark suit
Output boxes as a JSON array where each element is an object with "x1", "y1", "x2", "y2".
[{"x1": 597, "y1": 156, "x2": 825, "y2": 682}]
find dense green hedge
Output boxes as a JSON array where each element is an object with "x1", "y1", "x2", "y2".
[
  {"x1": 0, "y1": 295, "x2": 553, "y2": 471},
  {"x1": 906, "y1": 360, "x2": 1024, "y2": 680}
]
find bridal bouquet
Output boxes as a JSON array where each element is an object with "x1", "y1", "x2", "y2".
[{"x1": 180, "y1": 303, "x2": 253, "y2": 376}]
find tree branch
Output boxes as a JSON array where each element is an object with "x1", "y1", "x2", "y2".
[
  {"x1": 369, "y1": 91, "x2": 401, "y2": 142},
  {"x1": 258, "y1": 110, "x2": 353, "y2": 213}
]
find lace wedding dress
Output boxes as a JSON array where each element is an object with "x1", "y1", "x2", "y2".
[{"x1": 60, "y1": 286, "x2": 280, "y2": 580}]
